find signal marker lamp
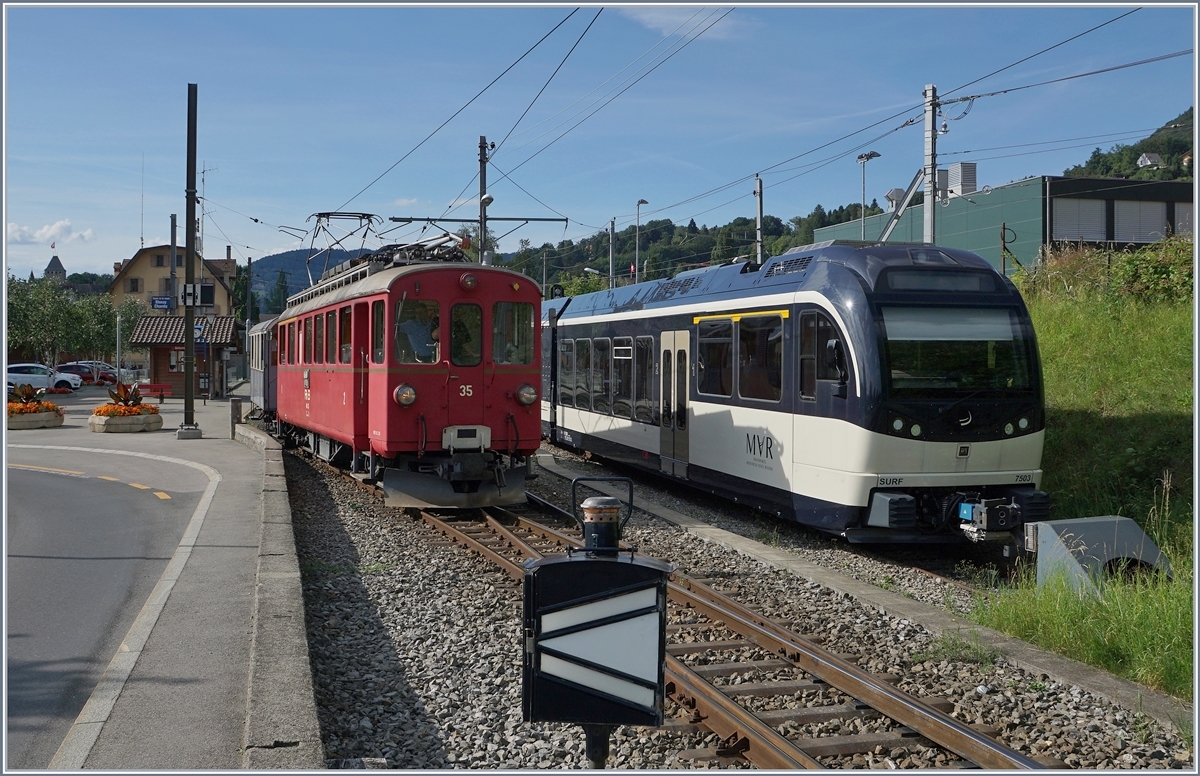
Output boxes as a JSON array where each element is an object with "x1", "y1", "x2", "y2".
[{"x1": 517, "y1": 384, "x2": 537, "y2": 405}]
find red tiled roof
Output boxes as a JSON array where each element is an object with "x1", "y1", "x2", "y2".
[{"x1": 128, "y1": 314, "x2": 241, "y2": 347}]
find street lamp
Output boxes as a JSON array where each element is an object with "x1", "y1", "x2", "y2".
[
  {"x1": 857, "y1": 151, "x2": 880, "y2": 241},
  {"x1": 583, "y1": 267, "x2": 601, "y2": 276},
  {"x1": 635, "y1": 199, "x2": 648, "y2": 283}
]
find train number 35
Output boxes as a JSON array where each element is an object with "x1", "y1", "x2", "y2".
[{"x1": 459, "y1": 385, "x2": 474, "y2": 397}]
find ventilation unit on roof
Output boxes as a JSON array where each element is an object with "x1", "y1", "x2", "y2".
[
  {"x1": 948, "y1": 163, "x2": 977, "y2": 196},
  {"x1": 765, "y1": 255, "x2": 812, "y2": 278}
]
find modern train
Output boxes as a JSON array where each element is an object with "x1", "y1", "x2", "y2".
[
  {"x1": 541, "y1": 240, "x2": 1048, "y2": 544},
  {"x1": 249, "y1": 232, "x2": 543, "y2": 508}
]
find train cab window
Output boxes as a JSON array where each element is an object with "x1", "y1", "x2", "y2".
[
  {"x1": 612, "y1": 337, "x2": 633, "y2": 418},
  {"x1": 372, "y1": 301, "x2": 385, "y2": 364},
  {"x1": 304, "y1": 318, "x2": 313, "y2": 363},
  {"x1": 492, "y1": 302, "x2": 535, "y2": 364},
  {"x1": 394, "y1": 300, "x2": 440, "y2": 364},
  {"x1": 287, "y1": 322, "x2": 296, "y2": 364},
  {"x1": 574, "y1": 339, "x2": 591, "y2": 410},
  {"x1": 327, "y1": 311, "x2": 338, "y2": 363},
  {"x1": 696, "y1": 319, "x2": 733, "y2": 397},
  {"x1": 340, "y1": 307, "x2": 352, "y2": 363},
  {"x1": 634, "y1": 336, "x2": 654, "y2": 423},
  {"x1": 592, "y1": 338, "x2": 611, "y2": 414},
  {"x1": 450, "y1": 303, "x2": 482, "y2": 366},
  {"x1": 558, "y1": 339, "x2": 574, "y2": 407},
  {"x1": 738, "y1": 314, "x2": 784, "y2": 402},
  {"x1": 314, "y1": 314, "x2": 324, "y2": 364},
  {"x1": 799, "y1": 311, "x2": 840, "y2": 399}
]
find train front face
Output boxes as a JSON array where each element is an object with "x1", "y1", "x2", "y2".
[
  {"x1": 845, "y1": 251, "x2": 1047, "y2": 543},
  {"x1": 376, "y1": 265, "x2": 542, "y2": 508}
]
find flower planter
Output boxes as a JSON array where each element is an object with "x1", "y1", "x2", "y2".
[
  {"x1": 7, "y1": 410, "x2": 65, "y2": 430},
  {"x1": 89, "y1": 413, "x2": 164, "y2": 433}
]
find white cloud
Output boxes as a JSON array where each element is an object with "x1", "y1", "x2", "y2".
[
  {"x1": 392, "y1": 197, "x2": 419, "y2": 208},
  {"x1": 616, "y1": 7, "x2": 751, "y2": 41},
  {"x1": 6, "y1": 219, "x2": 94, "y2": 245}
]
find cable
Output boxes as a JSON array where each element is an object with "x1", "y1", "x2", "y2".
[
  {"x1": 944, "y1": 49, "x2": 1194, "y2": 105},
  {"x1": 333, "y1": 8, "x2": 580, "y2": 212},
  {"x1": 940, "y1": 124, "x2": 1192, "y2": 157},
  {"x1": 505, "y1": 9, "x2": 735, "y2": 176},
  {"x1": 941, "y1": 8, "x2": 1140, "y2": 98},
  {"x1": 493, "y1": 9, "x2": 603, "y2": 156}
]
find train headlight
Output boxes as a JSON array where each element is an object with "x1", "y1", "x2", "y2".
[
  {"x1": 909, "y1": 423, "x2": 922, "y2": 437},
  {"x1": 517, "y1": 384, "x2": 537, "y2": 405},
  {"x1": 459, "y1": 273, "x2": 478, "y2": 291},
  {"x1": 1018, "y1": 417, "x2": 1029, "y2": 430},
  {"x1": 393, "y1": 384, "x2": 417, "y2": 406},
  {"x1": 892, "y1": 417, "x2": 904, "y2": 432},
  {"x1": 1004, "y1": 422, "x2": 1015, "y2": 435}
]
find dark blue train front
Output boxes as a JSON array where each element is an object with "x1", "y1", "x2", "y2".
[{"x1": 541, "y1": 240, "x2": 1048, "y2": 544}]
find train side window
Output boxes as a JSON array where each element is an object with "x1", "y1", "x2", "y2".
[
  {"x1": 326, "y1": 311, "x2": 337, "y2": 363},
  {"x1": 675, "y1": 348, "x2": 687, "y2": 431},
  {"x1": 799, "y1": 311, "x2": 839, "y2": 399},
  {"x1": 574, "y1": 339, "x2": 591, "y2": 410},
  {"x1": 450, "y1": 303, "x2": 482, "y2": 366},
  {"x1": 738, "y1": 314, "x2": 783, "y2": 402},
  {"x1": 592, "y1": 338, "x2": 611, "y2": 414},
  {"x1": 492, "y1": 302, "x2": 535, "y2": 364},
  {"x1": 634, "y1": 336, "x2": 654, "y2": 423},
  {"x1": 314, "y1": 314, "x2": 324, "y2": 364},
  {"x1": 304, "y1": 317, "x2": 313, "y2": 363},
  {"x1": 287, "y1": 322, "x2": 296, "y2": 364},
  {"x1": 340, "y1": 306, "x2": 352, "y2": 363},
  {"x1": 558, "y1": 339, "x2": 574, "y2": 407},
  {"x1": 696, "y1": 319, "x2": 733, "y2": 397},
  {"x1": 372, "y1": 300, "x2": 384, "y2": 363},
  {"x1": 394, "y1": 300, "x2": 439, "y2": 364},
  {"x1": 612, "y1": 337, "x2": 633, "y2": 418}
]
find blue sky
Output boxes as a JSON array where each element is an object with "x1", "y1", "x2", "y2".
[{"x1": 4, "y1": 4, "x2": 1196, "y2": 282}]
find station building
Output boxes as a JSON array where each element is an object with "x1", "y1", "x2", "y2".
[{"x1": 815, "y1": 167, "x2": 1193, "y2": 274}]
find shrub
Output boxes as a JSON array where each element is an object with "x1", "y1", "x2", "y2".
[
  {"x1": 107, "y1": 382, "x2": 144, "y2": 406},
  {"x1": 1014, "y1": 234, "x2": 1194, "y2": 304}
]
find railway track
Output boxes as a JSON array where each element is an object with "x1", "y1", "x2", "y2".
[{"x1": 416, "y1": 498, "x2": 1056, "y2": 770}]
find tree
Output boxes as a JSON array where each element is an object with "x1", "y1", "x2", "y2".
[
  {"x1": 265, "y1": 270, "x2": 290, "y2": 314},
  {"x1": 230, "y1": 262, "x2": 261, "y2": 324}
]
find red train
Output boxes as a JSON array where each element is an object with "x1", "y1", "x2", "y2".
[{"x1": 268, "y1": 233, "x2": 542, "y2": 508}]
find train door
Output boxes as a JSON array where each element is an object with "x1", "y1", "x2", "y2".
[
  {"x1": 445, "y1": 301, "x2": 486, "y2": 433},
  {"x1": 658, "y1": 330, "x2": 690, "y2": 477}
]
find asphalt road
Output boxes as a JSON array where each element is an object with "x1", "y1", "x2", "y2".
[{"x1": 5, "y1": 460, "x2": 200, "y2": 769}]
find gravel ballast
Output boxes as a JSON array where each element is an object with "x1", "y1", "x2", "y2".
[{"x1": 287, "y1": 449, "x2": 1193, "y2": 769}]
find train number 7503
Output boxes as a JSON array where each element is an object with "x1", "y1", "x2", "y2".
[{"x1": 1014, "y1": 473, "x2": 1033, "y2": 483}]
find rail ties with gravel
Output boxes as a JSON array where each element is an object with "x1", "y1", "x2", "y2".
[{"x1": 419, "y1": 503, "x2": 1051, "y2": 770}]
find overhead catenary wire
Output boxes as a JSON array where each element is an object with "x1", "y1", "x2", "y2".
[{"x1": 332, "y1": 8, "x2": 581, "y2": 213}]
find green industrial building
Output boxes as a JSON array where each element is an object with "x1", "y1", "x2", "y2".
[{"x1": 815, "y1": 173, "x2": 1193, "y2": 274}]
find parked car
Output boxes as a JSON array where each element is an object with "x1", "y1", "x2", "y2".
[
  {"x1": 56, "y1": 363, "x2": 118, "y2": 384},
  {"x1": 7, "y1": 363, "x2": 82, "y2": 391},
  {"x1": 64, "y1": 360, "x2": 135, "y2": 383}
]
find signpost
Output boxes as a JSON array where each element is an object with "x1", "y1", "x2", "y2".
[{"x1": 523, "y1": 479, "x2": 672, "y2": 768}]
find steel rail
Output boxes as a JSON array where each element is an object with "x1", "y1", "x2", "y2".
[
  {"x1": 671, "y1": 575, "x2": 1043, "y2": 770},
  {"x1": 433, "y1": 506, "x2": 1040, "y2": 769},
  {"x1": 663, "y1": 654, "x2": 823, "y2": 769}
]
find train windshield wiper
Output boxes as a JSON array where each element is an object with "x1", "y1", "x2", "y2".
[{"x1": 937, "y1": 388, "x2": 988, "y2": 415}]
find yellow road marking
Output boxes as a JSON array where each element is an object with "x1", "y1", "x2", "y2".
[
  {"x1": 98, "y1": 475, "x2": 121, "y2": 481},
  {"x1": 129, "y1": 483, "x2": 151, "y2": 490},
  {"x1": 8, "y1": 463, "x2": 85, "y2": 476},
  {"x1": 154, "y1": 492, "x2": 171, "y2": 500}
]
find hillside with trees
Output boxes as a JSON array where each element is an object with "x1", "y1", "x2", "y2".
[{"x1": 1063, "y1": 108, "x2": 1192, "y2": 181}]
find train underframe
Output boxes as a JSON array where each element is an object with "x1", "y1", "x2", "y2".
[
  {"x1": 552, "y1": 428, "x2": 1047, "y2": 545},
  {"x1": 279, "y1": 422, "x2": 532, "y2": 509}
]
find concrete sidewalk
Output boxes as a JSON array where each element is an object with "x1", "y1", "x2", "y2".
[{"x1": 6, "y1": 382, "x2": 322, "y2": 769}]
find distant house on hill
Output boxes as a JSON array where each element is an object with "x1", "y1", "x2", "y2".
[{"x1": 1137, "y1": 153, "x2": 1164, "y2": 168}]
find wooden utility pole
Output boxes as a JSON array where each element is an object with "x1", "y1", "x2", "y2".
[{"x1": 179, "y1": 83, "x2": 202, "y2": 438}]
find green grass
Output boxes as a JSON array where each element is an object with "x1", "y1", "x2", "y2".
[{"x1": 973, "y1": 239, "x2": 1194, "y2": 700}]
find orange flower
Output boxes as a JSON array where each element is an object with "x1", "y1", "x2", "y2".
[
  {"x1": 7, "y1": 401, "x2": 62, "y2": 417},
  {"x1": 92, "y1": 404, "x2": 160, "y2": 417}
]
